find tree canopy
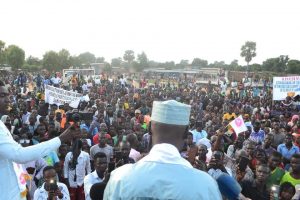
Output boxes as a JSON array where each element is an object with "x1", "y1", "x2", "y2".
[
  {"x1": 5, "y1": 45, "x2": 25, "y2": 69},
  {"x1": 78, "y1": 52, "x2": 96, "y2": 65},
  {"x1": 43, "y1": 51, "x2": 60, "y2": 71},
  {"x1": 191, "y1": 58, "x2": 208, "y2": 68},
  {"x1": 137, "y1": 52, "x2": 149, "y2": 68},
  {"x1": 241, "y1": 41, "x2": 256, "y2": 66},
  {"x1": 0, "y1": 39, "x2": 300, "y2": 75},
  {"x1": 123, "y1": 50, "x2": 135, "y2": 64},
  {"x1": 111, "y1": 57, "x2": 122, "y2": 67},
  {"x1": 0, "y1": 40, "x2": 6, "y2": 64}
]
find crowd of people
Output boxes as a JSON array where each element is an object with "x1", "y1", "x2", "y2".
[{"x1": 1, "y1": 69, "x2": 300, "y2": 200}]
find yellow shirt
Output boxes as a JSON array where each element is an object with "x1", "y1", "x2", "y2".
[
  {"x1": 280, "y1": 172, "x2": 300, "y2": 186},
  {"x1": 55, "y1": 109, "x2": 65, "y2": 115},
  {"x1": 124, "y1": 102, "x2": 129, "y2": 110},
  {"x1": 223, "y1": 113, "x2": 237, "y2": 121}
]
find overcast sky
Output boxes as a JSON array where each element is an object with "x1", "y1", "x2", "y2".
[{"x1": 1, "y1": 0, "x2": 300, "y2": 65}]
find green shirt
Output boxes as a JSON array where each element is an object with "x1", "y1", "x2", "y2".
[
  {"x1": 113, "y1": 135, "x2": 127, "y2": 146},
  {"x1": 141, "y1": 122, "x2": 147, "y2": 130},
  {"x1": 280, "y1": 172, "x2": 300, "y2": 186},
  {"x1": 266, "y1": 167, "x2": 285, "y2": 189}
]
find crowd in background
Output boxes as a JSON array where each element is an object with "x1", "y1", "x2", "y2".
[{"x1": 1, "y1": 70, "x2": 300, "y2": 200}]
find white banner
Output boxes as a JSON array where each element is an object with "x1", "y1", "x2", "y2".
[
  {"x1": 273, "y1": 76, "x2": 300, "y2": 100},
  {"x1": 45, "y1": 85, "x2": 83, "y2": 108}
]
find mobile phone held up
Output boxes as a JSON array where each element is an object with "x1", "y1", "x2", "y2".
[{"x1": 49, "y1": 179, "x2": 58, "y2": 191}]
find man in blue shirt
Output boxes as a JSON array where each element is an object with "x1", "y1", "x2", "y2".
[
  {"x1": 278, "y1": 134, "x2": 300, "y2": 168},
  {"x1": 250, "y1": 121, "x2": 265, "y2": 144}
]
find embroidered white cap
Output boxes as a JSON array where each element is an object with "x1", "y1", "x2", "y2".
[{"x1": 151, "y1": 100, "x2": 191, "y2": 125}]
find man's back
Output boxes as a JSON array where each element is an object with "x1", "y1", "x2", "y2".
[
  {"x1": 105, "y1": 160, "x2": 220, "y2": 200},
  {"x1": 104, "y1": 144, "x2": 221, "y2": 200}
]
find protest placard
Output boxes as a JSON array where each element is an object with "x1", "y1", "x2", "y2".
[
  {"x1": 273, "y1": 76, "x2": 300, "y2": 100},
  {"x1": 229, "y1": 115, "x2": 248, "y2": 135},
  {"x1": 45, "y1": 85, "x2": 83, "y2": 108}
]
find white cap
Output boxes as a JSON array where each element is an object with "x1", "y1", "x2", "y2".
[{"x1": 151, "y1": 100, "x2": 191, "y2": 125}]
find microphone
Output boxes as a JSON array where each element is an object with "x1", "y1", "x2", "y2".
[{"x1": 216, "y1": 174, "x2": 242, "y2": 200}]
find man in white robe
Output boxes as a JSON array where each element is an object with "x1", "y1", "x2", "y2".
[{"x1": 104, "y1": 100, "x2": 222, "y2": 200}]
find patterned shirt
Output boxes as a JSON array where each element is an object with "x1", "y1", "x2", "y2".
[{"x1": 249, "y1": 130, "x2": 265, "y2": 144}]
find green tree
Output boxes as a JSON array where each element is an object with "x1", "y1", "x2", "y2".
[
  {"x1": 137, "y1": 52, "x2": 149, "y2": 69},
  {"x1": 262, "y1": 58, "x2": 278, "y2": 72},
  {"x1": 78, "y1": 52, "x2": 96, "y2": 64},
  {"x1": 262, "y1": 56, "x2": 289, "y2": 72},
  {"x1": 175, "y1": 60, "x2": 189, "y2": 69},
  {"x1": 123, "y1": 50, "x2": 135, "y2": 65},
  {"x1": 209, "y1": 61, "x2": 226, "y2": 68},
  {"x1": 148, "y1": 60, "x2": 160, "y2": 68},
  {"x1": 250, "y1": 63, "x2": 262, "y2": 72},
  {"x1": 58, "y1": 49, "x2": 71, "y2": 69},
  {"x1": 26, "y1": 56, "x2": 41, "y2": 66},
  {"x1": 103, "y1": 62, "x2": 112, "y2": 73},
  {"x1": 230, "y1": 60, "x2": 239, "y2": 68},
  {"x1": 43, "y1": 51, "x2": 60, "y2": 71},
  {"x1": 287, "y1": 60, "x2": 300, "y2": 74},
  {"x1": 240, "y1": 41, "x2": 256, "y2": 70},
  {"x1": 95, "y1": 57, "x2": 105, "y2": 63},
  {"x1": 191, "y1": 58, "x2": 208, "y2": 67},
  {"x1": 131, "y1": 60, "x2": 143, "y2": 72},
  {"x1": 0, "y1": 40, "x2": 6, "y2": 64},
  {"x1": 5, "y1": 45, "x2": 25, "y2": 69},
  {"x1": 279, "y1": 55, "x2": 289, "y2": 73},
  {"x1": 69, "y1": 55, "x2": 82, "y2": 67},
  {"x1": 165, "y1": 61, "x2": 175, "y2": 68},
  {"x1": 180, "y1": 59, "x2": 189, "y2": 66},
  {"x1": 111, "y1": 57, "x2": 122, "y2": 67}
]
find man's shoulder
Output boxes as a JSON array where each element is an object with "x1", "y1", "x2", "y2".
[
  {"x1": 109, "y1": 163, "x2": 135, "y2": 181},
  {"x1": 293, "y1": 145, "x2": 300, "y2": 150},
  {"x1": 57, "y1": 182, "x2": 68, "y2": 188},
  {"x1": 65, "y1": 152, "x2": 72, "y2": 158},
  {"x1": 90, "y1": 144, "x2": 98, "y2": 150},
  {"x1": 81, "y1": 151, "x2": 90, "y2": 157},
  {"x1": 274, "y1": 167, "x2": 285, "y2": 175},
  {"x1": 281, "y1": 171, "x2": 291, "y2": 181},
  {"x1": 190, "y1": 167, "x2": 216, "y2": 181},
  {"x1": 84, "y1": 171, "x2": 93, "y2": 180}
]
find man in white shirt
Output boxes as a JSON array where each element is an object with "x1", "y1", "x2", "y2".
[
  {"x1": 64, "y1": 140, "x2": 91, "y2": 200},
  {"x1": 119, "y1": 75, "x2": 126, "y2": 87},
  {"x1": 34, "y1": 166, "x2": 70, "y2": 200},
  {"x1": 21, "y1": 106, "x2": 31, "y2": 125},
  {"x1": 24, "y1": 158, "x2": 48, "y2": 199},
  {"x1": 82, "y1": 82, "x2": 88, "y2": 93},
  {"x1": 104, "y1": 100, "x2": 221, "y2": 199},
  {"x1": 51, "y1": 74, "x2": 61, "y2": 87},
  {"x1": 0, "y1": 80, "x2": 77, "y2": 200},
  {"x1": 84, "y1": 152, "x2": 108, "y2": 200}
]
